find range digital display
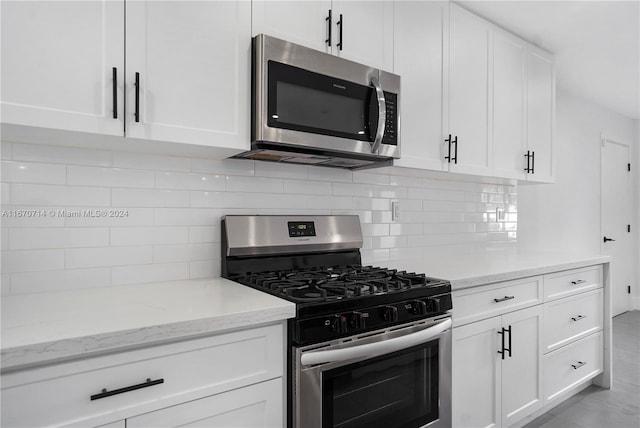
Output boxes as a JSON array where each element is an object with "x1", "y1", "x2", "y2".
[{"x1": 288, "y1": 221, "x2": 316, "y2": 237}]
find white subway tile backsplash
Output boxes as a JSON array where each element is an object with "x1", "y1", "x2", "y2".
[
  {"x1": 68, "y1": 166, "x2": 155, "y2": 188},
  {"x1": 65, "y1": 246, "x2": 152, "y2": 269},
  {"x1": 1, "y1": 143, "x2": 517, "y2": 294},
  {"x1": 113, "y1": 152, "x2": 191, "y2": 172},
  {"x1": 191, "y1": 191, "x2": 253, "y2": 208},
  {"x1": 225, "y1": 175, "x2": 283, "y2": 193},
  {"x1": 113, "y1": 189, "x2": 190, "y2": 208},
  {"x1": 111, "y1": 263, "x2": 190, "y2": 286},
  {"x1": 1, "y1": 249, "x2": 64, "y2": 273},
  {"x1": 11, "y1": 268, "x2": 111, "y2": 293},
  {"x1": 156, "y1": 172, "x2": 225, "y2": 191},
  {"x1": 10, "y1": 227, "x2": 109, "y2": 250},
  {"x1": 1, "y1": 161, "x2": 66, "y2": 184},
  {"x1": 11, "y1": 184, "x2": 110, "y2": 207},
  {"x1": 12, "y1": 143, "x2": 112, "y2": 166},
  {"x1": 110, "y1": 227, "x2": 189, "y2": 246}
]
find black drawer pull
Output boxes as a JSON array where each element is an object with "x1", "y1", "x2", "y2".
[
  {"x1": 570, "y1": 280, "x2": 586, "y2": 285},
  {"x1": 90, "y1": 378, "x2": 164, "y2": 401},
  {"x1": 494, "y1": 295, "x2": 515, "y2": 303},
  {"x1": 571, "y1": 314, "x2": 587, "y2": 322},
  {"x1": 571, "y1": 361, "x2": 587, "y2": 370}
]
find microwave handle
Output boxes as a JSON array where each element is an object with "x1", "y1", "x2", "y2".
[
  {"x1": 370, "y1": 77, "x2": 386, "y2": 154},
  {"x1": 300, "y1": 318, "x2": 451, "y2": 366}
]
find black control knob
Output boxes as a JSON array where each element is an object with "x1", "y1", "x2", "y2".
[
  {"x1": 426, "y1": 297, "x2": 441, "y2": 313},
  {"x1": 349, "y1": 311, "x2": 367, "y2": 329},
  {"x1": 381, "y1": 305, "x2": 398, "y2": 322},
  {"x1": 410, "y1": 300, "x2": 427, "y2": 316},
  {"x1": 330, "y1": 315, "x2": 348, "y2": 334}
]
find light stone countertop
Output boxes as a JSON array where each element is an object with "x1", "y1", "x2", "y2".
[
  {"x1": 385, "y1": 249, "x2": 610, "y2": 290},
  {"x1": 1, "y1": 278, "x2": 296, "y2": 372}
]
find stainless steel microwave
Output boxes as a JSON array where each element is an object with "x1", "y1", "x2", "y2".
[{"x1": 234, "y1": 34, "x2": 400, "y2": 170}]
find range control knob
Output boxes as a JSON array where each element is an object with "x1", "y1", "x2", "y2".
[
  {"x1": 426, "y1": 297, "x2": 442, "y2": 313},
  {"x1": 330, "y1": 315, "x2": 348, "y2": 334},
  {"x1": 349, "y1": 311, "x2": 367, "y2": 329},
  {"x1": 410, "y1": 300, "x2": 427, "y2": 315},
  {"x1": 381, "y1": 305, "x2": 399, "y2": 322}
]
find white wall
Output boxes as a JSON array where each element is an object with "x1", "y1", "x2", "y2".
[
  {"x1": 0, "y1": 142, "x2": 516, "y2": 295},
  {"x1": 519, "y1": 89, "x2": 639, "y2": 308}
]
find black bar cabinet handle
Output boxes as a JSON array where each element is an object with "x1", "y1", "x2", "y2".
[
  {"x1": 494, "y1": 295, "x2": 515, "y2": 303},
  {"x1": 444, "y1": 134, "x2": 452, "y2": 162},
  {"x1": 531, "y1": 151, "x2": 535, "y2": 174},
  {"x1": 337, "y1": 14, "x2": 343, "y2": 50},
  {"x1": 571, "y1": 279, "x2": 586, "y2": 285},
  {"x1": 135, "y1": 72, "x2": 140, "y2": 123},
  {"x1": 112, "y1": 67, "x2": 118, "y2": 119},
  {"x1": 603, "y1": 236, "x2": 616, "y2": 243},
  {"x1": 571, "y1": 314, "x2": 587, "y2": 322},
  {"x1": 497, "y1": 328, "x2": 506, "y2": 360},
  {"x1": 571, "y1": 361, "x2": 587, "y2": 370},
  {"x1": 452, "y1": 135, "x2": 458, "y2": 164},
  {"x1": 90, "y1": 378, "x2": 164, "y2": 401},
  {"x1": 524, "y1": 151, "x2": 531, "y2": 172},
  {"x1": 506, "y1": 325, "x2": 512, "y2": 357},
  {"x1": 325, "y1": 10, "x2": 332, "y2": 46}
]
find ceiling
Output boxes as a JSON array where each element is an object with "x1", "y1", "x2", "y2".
[{"x1": 456, "y1": 0, "x2": 640, "y2": 120}]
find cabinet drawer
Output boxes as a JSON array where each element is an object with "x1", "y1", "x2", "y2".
[
  {"x1": 452, "y1": 276, "x2": 543, "y2": 326},
  {"x1": 544, "y1": 265, "x2": 603, "y2": 301},
  {"x1": 1, "y1": 323, "x2": 284, "y2": 427},
  {"x1": 543, "y1": 289, "x2": 603, "y2": 353},
  {"x1": 543, "y1": 331, "x2": 603, "y2": 404}
]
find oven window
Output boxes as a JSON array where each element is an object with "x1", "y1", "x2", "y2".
[
  {"x1": 322, "y1": 340, "x2": 439, "y2": 428},
  {"x1": 267, "y1": 61, "x2": 373, "y2": 142}
]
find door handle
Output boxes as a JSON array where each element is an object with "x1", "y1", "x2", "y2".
[
  {"x1": 603, "y1": 236, "x2": 616, "y2": 243},
  {"x1": 370, "y1": 77, "x2": 386, "y2": 154},
  {"x1": 336, "y1": 14, "x2": 343, "y2": 51},
  {"x1": 112, "y1": 67, "x2": 118, "y2": 119},
  {"x1": 325, "y1": 9, "x2": 332, "y2": 46},
  {"x1": 134, "y1": 72, "x2": 141, "y2": 123}
]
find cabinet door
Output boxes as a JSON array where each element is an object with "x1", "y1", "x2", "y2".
[
  {"x1": 331, "y1": 1, "x2": 394, "y2": 71},
  {"x1": 127, "y1": 378, "x2": 283, "y2": 428},
  {"x1": 452, "y1": 316, "x2": 502, "y2": 428},
  {"x1": 492, "y1": 29, "x2": 527, "y2": 180},
  {"x1": 501, "y1": 305, "x2": 543, "y2": 426},
  {"x1": 447, "y1": 4, "x2": 492, "y2": 176},
  {"x1": 252, "y1": 0, "x2": 332, "y2": 53},
  {"x1": 526, "y1": 46, "x2": 555, "y2": 182},
  {"x1": 393, "y1": 1, "x2": 448, "y2": 171},
  {"x1": 125, "y1": 0, "x2": 250, "y2": 152},
  {"x1": 0, "y1": 0, "x2": 124, "y2": 136}
]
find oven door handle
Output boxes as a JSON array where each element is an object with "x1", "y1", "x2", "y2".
[{"x1": 300, "y1": 318, "x2": 452, "y2": 366}]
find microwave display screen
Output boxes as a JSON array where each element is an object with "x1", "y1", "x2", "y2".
[{"x1": 276, "y1": 81, "x2": 366, "y2": 136}]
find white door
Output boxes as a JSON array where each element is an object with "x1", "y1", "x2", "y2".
[
  {"x1": 331, "y1": 1, "x2": 394, "y2": 71},
  {"x1": 526, "y1": 47, "x2": 555, "y2": 182},
  {"x1": 0, "y1": 0, "x2": 124, "y2": 135},
  {"x1": 501, "y1": 305, "x2": 543, "y2": 427},
  {"x1": 127, "y1": 379, "x2": 283, "y2": 428},
  {"x1": 492, "y1": 29, "x2": 527, "y2": 180},
  {"x1": 393, "y1": 1, "x2": 448, "y2": 171},
  {"x1": 452, "y1": 317, "x2": 502, "y2": 428},
  {"x1": 125, "y1": 0, "x2": 251, "y2": 152},
  {"x1": 447, "y1": 3, "x2": 492, "y2": 176},
  {"x1": 601, "y1": 137, "x2": 632, "y2": 316},
  {"x1": 252, "y1": 0, "x2": 332, "y2": 53}
]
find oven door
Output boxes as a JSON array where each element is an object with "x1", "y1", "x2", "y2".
[{"x1": 293, "y1": 317, "x2": 452, "y2": 428}]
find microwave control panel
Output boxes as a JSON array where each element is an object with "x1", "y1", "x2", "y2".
[{"x1": 382, "y1": 92, "x2": 397, "y2": 146}]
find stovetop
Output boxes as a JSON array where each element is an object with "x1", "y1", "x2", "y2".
[{"x1": 231, "y1": 265, "x2": 444, "y2": 303}]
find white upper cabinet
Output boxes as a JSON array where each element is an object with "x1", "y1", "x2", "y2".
[
  {"x1": 526, "y1": 46, "x2": 555, "y2": 183},
  {"x1": 1, "y1": 1, "x2": 251, "y2": 154},
  {"x1": 492, "y1": 28, "x2": 528, "y2": 180},
  {"x1": 125, "y1": 1, "x2": 250, "y2": 151},
  {"x1": 252, "y1": 0, "x2": 394, "y2": 71},
  {"x1": 447, "y1": 3, "x2": 492, "y2": 176},
  {"x1": 252, "y1": 1, "x2": 332, "y2": 53},
  {"x1": 393, "y1": 1, "x2": 448, "y2": 171},
  {"x1": 0, "y1": 1, "x2": 124, "y2": 136}
]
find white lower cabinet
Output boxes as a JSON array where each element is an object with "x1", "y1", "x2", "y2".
[
  {"x1": 452, "y1": 305, "x2": 543, "y2": 428},
  {"x1": 1, "y1": 322, "x2": 285, "y2": 428}
]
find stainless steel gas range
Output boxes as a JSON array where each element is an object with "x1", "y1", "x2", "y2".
[{"x1": 222, "y1": 215, "x2": 452, "y2": 428}]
